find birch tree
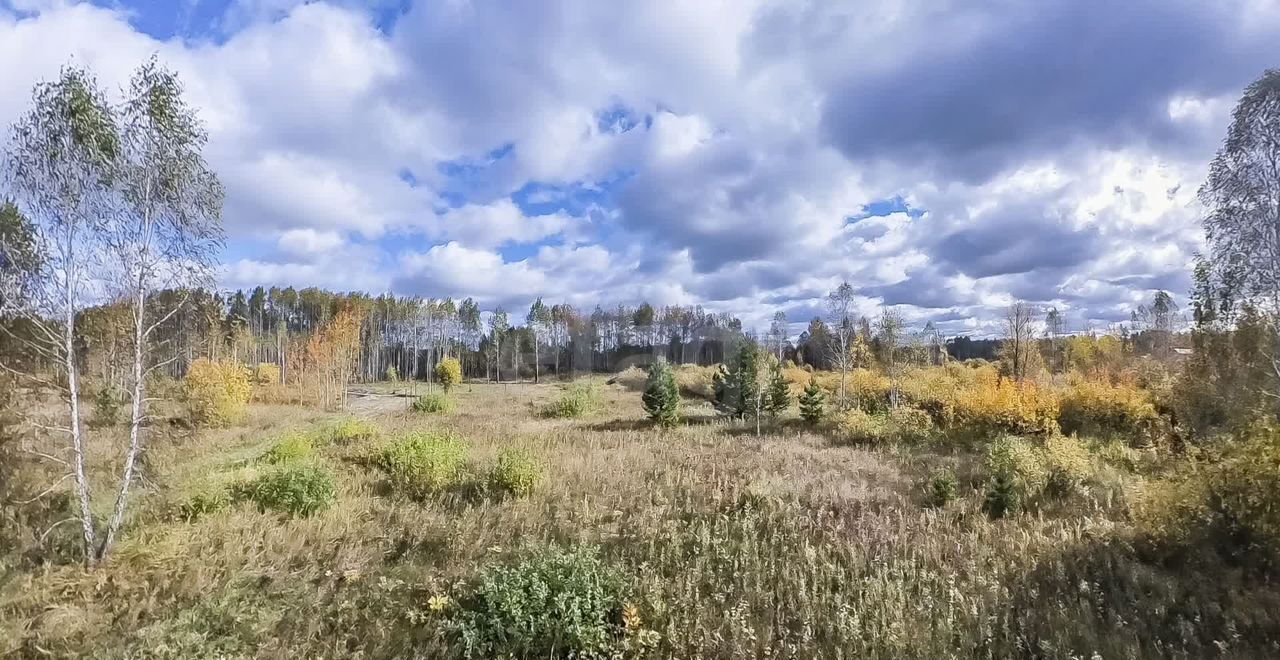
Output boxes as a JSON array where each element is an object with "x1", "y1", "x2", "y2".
[
  {"x1": 97, "y1": 59, "x2": 224, "y2": 560},
  {"x1": 1200, "y1": 69, "x2": 1280, "y2": 409},
  {"x1": 1, "y1": 66, "x2": 119, "y2": 565},
  {"x1": 824, "y1": 281, "x2": 857, "y2": 409}
]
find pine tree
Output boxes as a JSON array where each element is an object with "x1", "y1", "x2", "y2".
[
  {"x1": 642, "y1": 359, "x2": 680, "y2": 427},
  {"x1": 798, "y1": 378, "x2": 826, "y2": 426},
  {"x1": 765, "y1": 361, "x2": 789, "y2": 417},
  {"x1": 730, "y1": 341, "x2": 761, "y2": 418}
]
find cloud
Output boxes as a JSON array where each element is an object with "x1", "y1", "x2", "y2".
[{"x1": 2, "y1": 0, "x2": 1273, "y2": 338}]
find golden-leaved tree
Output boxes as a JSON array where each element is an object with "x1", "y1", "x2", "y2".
[{"x1": 293, "y1": 305, "x2": 365, "y2": 410}]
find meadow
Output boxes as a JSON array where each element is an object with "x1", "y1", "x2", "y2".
[{"x1": 3, "y1": 360, "x2": 1279, "y2": 659}]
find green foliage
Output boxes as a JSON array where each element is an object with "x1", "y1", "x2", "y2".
[
  {"x1": 642, "y1": 359, "x2": 680, "y2": 427},
  {"x1": 323, "y1": 416, "x2": 378, "y2": 444},
  {"x1": 176, "y1": 482, "x2": 233, "y2": 521},
  {"x1": 444, "y1": 546, "x2": 635, "y2": 659},
  {"x1": 412, "y1": 392, "x2": 455, "y2": 414},
  {"x1": 385, "y1": 365, "x2": 399, "y2": 382},
  {"x1": 925, "y1": 469, "x2": 958, "y2": 508},
  {"x1": 712, "y1": 363, "x2": 731, "y2": 409},
  {"x1": 436, "y1": 357, "x2": 463, "y2": 392},
  {"x1": 92, "y1": 384, "x2": 123, "y2": 427},
  {"x1": 262, "y1": 432, "x2": 314, "y2": 464},
  {"x1": 539, "y1": 383, "x2": 601, "y2": 419},
  {"x1": 983, "y1": 436, "x2": 1047, "y2": 517},
  {"x1": 765, "y1": 361, "x2": 790, "y2": 416},
  {"x1": 798, "y1": 378, "x2": 826, "y2": 426},
  {"x1": 715, "y1": 340, "x2": 766, "y2": 418},
  {"x1": 240, "y1": 463, "x2": 337, "y2": 517},
  {"x1": 487, "y1": 448, "x2": 544, "y2": 497},
  {"x1": 375, "y1": 431, "x2": 467, "y2": 497},
  {"x1": 983, "y1": 471, "x2": 1022, "y2": 518},
  {"x1": 835, "y1": 409, "x2": 892, "y2": 446}
]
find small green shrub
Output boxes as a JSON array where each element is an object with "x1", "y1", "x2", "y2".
[
  {"x1": 412, "y1": 392, "x2": 455, "y2": 414},
  {"x1": 488, "y1": 448, "x2": 544, "y2": 497},
  {"x1": 983, "y1": 435, "x2": 1047, "y2": 517},
  {"x1": 925, "y1": 469, "x2": 958, "y2": 508},
  {"x1": 241, "y1": 463, "x2": 337, "y2": 517},
  {"x1": 385, "y1": 365, "x2": 400, "y2": 382},
  {"x1": 642, "y1": 360, "x2": 680, "y2": 427},
  {"x1": 984, "y1": 471, "x2": 1022, "y2": 518},
  {"x1": 539, "y1": 383, "x2": 601, "y2": 419},
  {"x1": 92, "y1": 384, "x2": 123, "y2": 427},
  {"x1": 177, "y1": 482, "x2": 233, "y2": 521},
  {"x1": 798, "y1": 378, "x2": 826, "y2": 426},
  {"x1": 375, "y1": 431, "x2": 467, "y2": 497},
  {"x1": 262, "y1": 432, "x2": 314, "y2": 464},
  {"x1": 324, "y1": 416, "x2": 378, "y2": 444},
  {"x1": 445, "y1": 546, "x2": 640, "y2": 659}
]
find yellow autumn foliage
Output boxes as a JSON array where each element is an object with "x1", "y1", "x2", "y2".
[
  {"x1": 1058, "y1": 376, "x2": 1158, "y2": 438},
  {"x1": 184, "y1": 358, "x2": 252, "y2": 427}
]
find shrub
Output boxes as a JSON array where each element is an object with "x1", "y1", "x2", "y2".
[
  {"x1": 323, "y1": 416, "x2": 378, "y2": 444},
  {"x1": 445, "y1": 546, "x2": 639, "y2": 659},
  {"x1": 488, "y1": 448, "x2": 544, "y2": 497},
  {"x1": 412, "y1": 392, "x2": 455, "y2": 414},
  {"x1": 385, "y1": 365, "x2": 399, "y2": 382},
  {"x1": 262, "y1": 432, "x2": 314, "y2": 464},
  {"x1": 1058, "y1": 377, "x2": 1159, "y2": 439},
  {"x1": 252, "y1": 362, "x2": 280, "y2": 386},
  {"x1": 951, "y1": 371, "x2": 1059, "y2": 438},
  {"x1": 642, "y1": 360, "x2": 680, "y2": 427},
  {"x1": 984, "y1": 471, "x2": 1022, "y2": 519},
  {"x1": 241, "y1": 463, "x2": 337, "y2": 517},
  {"x1": 835, "y1": 409, "x2": 892, "y2": 446},
  {"x1": 798, "y1": 378, "x2": 826, "y2": 426},
  {"x1": 672, "y1": 364, "x2": 718, "y2": 400},
  {"x1": 436, "y1": 357, "x2": 462, "y2": 392},
  {"x1": 765, "y1": 361, "x2": 790, "y2": 416},
  {"x1": 1042, "y1": 434, "x2": 1091, "y2": 493},
  {"x1": 984, "y1": 435, "x2": 1048, "y2": 499},
  {"x1": 539, "y1": 383, "x2": 601, "y2": 419},
  {"x1": 375, "y1": 431, "x2": 467, "y2": 497},
  {"x1": 925, "y1": 469, "x2": 958, "y2": 508},
  {"x1": 92, "y1": 384, "x2": 123, "y2": 427},
  {"x1": 177, "y1": 481, "x2": 233, "y2": 521},
  {"x1": 184, "y1": 358, "x2": 252, "y2": 428},
  {"x1": 846, "y1": 368, "x2": 891, "y2": 413},
  {"x1": 887, "y1": 406, "x2": 935, "y2": 444}
]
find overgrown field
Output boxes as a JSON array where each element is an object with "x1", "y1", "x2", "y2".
[{"x1": 3, "y1": 371, "x2": 1280, "y2": 659}]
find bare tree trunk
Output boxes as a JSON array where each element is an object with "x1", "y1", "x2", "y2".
[
  {"x1": 63, "y1": 249, "x2": 97, "y2": 565},
  {"x1": 99, "y1": 282, "x2": 146, "y2": 559}
]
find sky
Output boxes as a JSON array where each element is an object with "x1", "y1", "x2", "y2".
[{"x1": 1, "y1": 0, "x2": 1278, "y2": 338}]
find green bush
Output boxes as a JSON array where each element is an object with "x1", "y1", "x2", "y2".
[
  {"x1": 539, "y1": 383, "x2": 601, "y2": 419},
  {"x1": 262, "y1": 432, "x2": 314, "y2": 464},
  {"x1": 445, "y1": 546, "x2": 639, "y2": 659},
  {"x1": 375, "y1": 431, "x2": 467, "y2": 497},
  {"x1": 798, "y1": 378, "x2": 826, "y2": 426},
  {"x1": 241, "y1": 463, "x2": 337, "y2": 517},
  {"x1": 983, "y1": 436, "x2": 1047, "y2": 517},
  {"x1": 925, "y1": 469, "x2": 958, "y2": 508},
  {"x1": 92, "y1": 384, "x2": 123, "y2": 427},
  {"x1": 642, "y1": 360, "x2": 680, "y2": 427},
  {"x1": 324, "y1": 416, "x2": 378, "y2": 444},
  {"x1": 177, "y1": 482, "x2": 233, "y2": 521},
  {"x1": 412, "y1": 392, "x2": 455, "y2": 414},
  {"x1": 385, "y1": 365, "x2": 400, "y2": 382},
  {"x1": 488, "y1": 448, "x2": 544, "y2": 497}
]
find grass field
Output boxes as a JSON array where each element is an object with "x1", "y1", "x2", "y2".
[{"x1": 3, "y1": 376, "x2": 1279, "y2": 658}]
